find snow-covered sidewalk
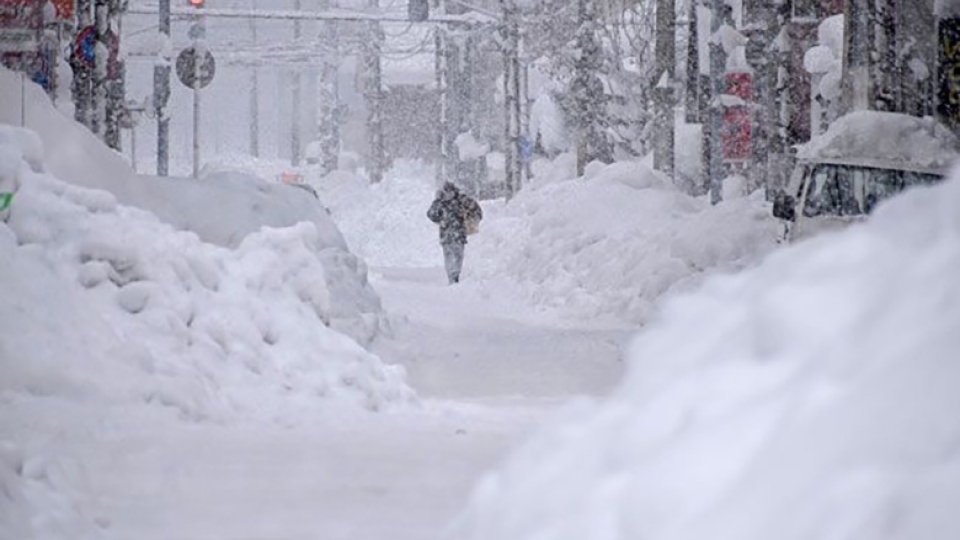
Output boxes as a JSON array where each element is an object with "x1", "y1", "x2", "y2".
[
  {"x1": 371, "y1": 266, "x2": 627, "y2": 399},
  {"x1": 73, "y1": 265, "x2": 628, "y2": 540}
]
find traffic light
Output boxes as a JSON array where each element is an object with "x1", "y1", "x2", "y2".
[{"x1": 188, "y1": 0, "x2": 204, "y2": 7}]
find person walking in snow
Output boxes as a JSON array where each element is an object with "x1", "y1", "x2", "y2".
[{"x1": 427, "y1": 181, "x2": 482, "y2": 284}]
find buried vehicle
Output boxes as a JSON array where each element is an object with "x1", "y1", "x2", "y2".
[{"x1": 772, "y1": 112, "x2": 959, "y2": 242}]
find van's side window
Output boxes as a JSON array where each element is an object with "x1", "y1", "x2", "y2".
[
  {"x1": 804, "y1": 164, "x2": 864, "y2": 217},
  {"x1": 804, "y1": 166, "x2": 833, "y2": 216}
]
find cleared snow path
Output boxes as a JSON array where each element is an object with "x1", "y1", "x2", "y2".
[
  {"x1": 84, "y1": 265, "x2": 628, "y2": 540},
  {"x1": 371, "y1": 266, "x2": 627, "y2": 399}
]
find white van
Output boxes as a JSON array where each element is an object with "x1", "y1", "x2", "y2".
[{"x1": 772, "y1": 112, "x2": 958, "y2": 242}]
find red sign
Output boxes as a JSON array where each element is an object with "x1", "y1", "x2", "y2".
[
  {"x1": 51, "y1": 0, "x2": 73, "y2": 19},
  {"x1": 722, "y1": 71, "x2": 752, "y2": 162}
]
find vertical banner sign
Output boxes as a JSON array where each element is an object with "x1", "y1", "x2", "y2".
[
  {"x1": 938, "y1": 18, "x2": 960, "y2": 125},
  {"x1": 722, "y1": 71, "x2": 752, "y2": 162}
]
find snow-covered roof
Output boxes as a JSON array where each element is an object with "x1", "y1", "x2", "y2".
[{"x1": 797, "y1": 111, "x2": 960, "y2": 172}]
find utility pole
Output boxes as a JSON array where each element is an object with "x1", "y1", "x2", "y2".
[
  {"x1": 520, "y1": 58, "x2": 532, "y2": 184},
  {"x1": 500, "y1": 0, "x2": 521, "y2": 197},
  {"x1": 291, "y1": 0, "x2": 302, "y2": 165},
  {"x1": 364, "y1": 0, "x2": 386, "y2": 183},
  {"x1": 74, "y1": 0, "x2": 93, "y2": 130},
  {"x1": 436, "y1": 0, "x2": 449, "y2": 186},
  {"x1": 685, "y1": 0, "x2": 700, "y2": 124},
  {"x1": 317, "y1": 0, "x2": 340, "y2": 175},
  {"x1": 706, "y1": 0, "x2": 726, "y2": 204},
  {"x1": 654, "y1": 0, "x2": 676, "y2": 178},
  {"x1": 844, "y1": 0, "x2": 872, "y2": 112},
  {"x1": 509, "y1": 0, "x2": 521, "y2": 195},
  {"x1": 93, "y1": 0, "x2": 107, "y2": 136},
  {"x1": 104, "y1": 0, "x2": 124, "y2": 151},
  {"x1": 190, "y1": 10, "x2": 205, "y2": 178},
  {"x1": 154, "y1": 0, "x2": 171, "y2": 176},
  {"x1": 249, "y1": 0, "x2": 259, "y2": 157}
]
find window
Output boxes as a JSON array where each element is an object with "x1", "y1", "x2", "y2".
[
  {"x1": 805, "y1": 164, "x2": 861, "y2": 216},
  {"x1": 805, "y1": 163, "x2": 944, "y2": 217}
]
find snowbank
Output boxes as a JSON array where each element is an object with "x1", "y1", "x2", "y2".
[
  {"x1": 1, "y1": 133, "x2": 414, "y2": 421},
  {"x1": 305, "y1": 160, "x2": 442, "y2": 269},
  {"x1": 0, "y1": 67, "x2": 388, "y2": 345},
  {"x1": 0, "y1": 124, "x2": 417, "y2": 535},
  {"x1": 454, "y1": 168, "x2": 960, "y2": 540},
  {"x1": 469, "y1": 160, "x2": 780, "y2": 324},
  {"x1": 0, "y1": 68, "x2": 135, "y2": 199},
  {"x1": 797, "y1": 111, "x2": 959, "y2": 170}
]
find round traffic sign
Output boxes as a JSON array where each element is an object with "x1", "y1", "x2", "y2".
[
  {"x1": 73, "y1": 25, "x2": 96, "y2": 69},
  {"x1": 175, "y1": 45, "x2": 216, "y2": 90}
]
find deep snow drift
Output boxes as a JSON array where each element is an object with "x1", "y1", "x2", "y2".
[
  {"x1": 0, "y1": 67, "x2": 386, "y2": 345},
  {"x1": 468, "y1": 156, "x2": 781, "y2": 325},
  {"x1": 0, "y1": 105, "x2": 414, "y2": 537},
  {"x1": 453, "y1": 169, "x2": 960, "y2": 540}
]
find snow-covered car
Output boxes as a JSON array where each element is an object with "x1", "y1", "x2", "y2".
[{"x1": 772, "y1": 112, "x2": 959, "y2": 242}]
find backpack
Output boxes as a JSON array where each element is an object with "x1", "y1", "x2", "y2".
[{"x1": 462, "y1": 198, "x2": 482, "y2": 235}]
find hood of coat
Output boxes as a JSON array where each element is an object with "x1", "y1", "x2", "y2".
[{"x1": 439, "y1": 182, "x2": 460, "y2": 200}]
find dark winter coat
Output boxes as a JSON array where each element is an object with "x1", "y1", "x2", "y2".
[{"x1": 427, "y1": 182, "x2": 482, "y2": 245}]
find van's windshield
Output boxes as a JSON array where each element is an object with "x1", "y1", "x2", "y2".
[{"x1": 802, "y1": 164, "x2": 942, "y2": 217}]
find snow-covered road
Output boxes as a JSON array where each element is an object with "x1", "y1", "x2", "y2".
[{"x1": 82, "y1": 265, "x2": 629, "y2": 540}]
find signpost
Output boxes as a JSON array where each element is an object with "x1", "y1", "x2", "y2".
[
  {"x1": 175, "y1": 45, "x2": 215, "y2": 89},
  {"x1": 0, "y1": 0, "x2": 40, "y2": 53},
  {"x1": 176, "y1": 9, "x2": 214, "y2": 178}
]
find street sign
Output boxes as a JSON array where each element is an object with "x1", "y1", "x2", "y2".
[
  {"x1": 175, "y1": 45, "x2": 216, "y2": 89},
  {"x1": 0, "y1": 0, "x2": 40, "y2": 53},
  {"x1": 73, "y1": 25, "x2": 96, "y2": 68},
  {"x1": 0, "y1": 28, "x2": 35, "y2": 52}
]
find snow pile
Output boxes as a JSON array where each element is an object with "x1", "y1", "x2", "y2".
[
  {"x1": 0, "y1": 438, "x2": 103, "y2": 540},
  {"x1": 469, "y1": 160, "x2": 780, "y2": 324},
  {"x1": 1, "y1": 139, "x2": 413, "y2": 420},
  {"x1": 798, "y1": 111, "x2": 960, "y2": 170},
  {"x1": 0, "y1": 68, "x2": 388, "y2": 345},
  {"x1": 305, "y1": 160, "x2": 442, "y2": 268},
  {"x1": 454, "y1": 169, "x2": 960, "y2": 540},
  {"x1": 0, "y1": 68, "x2": 134, "y2": 200},
  {"x1": 126, "y1": 171, "x2": 342, "y2": 248}
]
